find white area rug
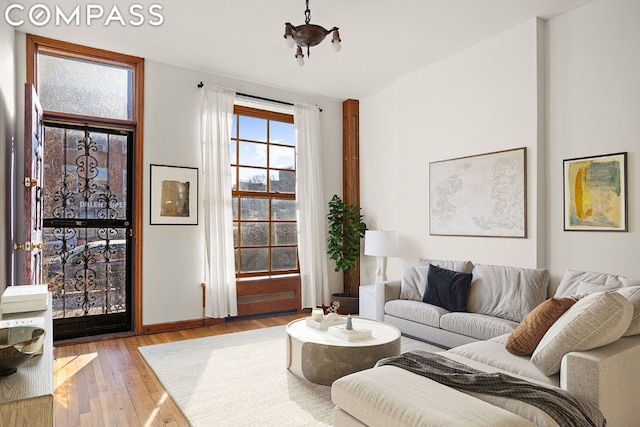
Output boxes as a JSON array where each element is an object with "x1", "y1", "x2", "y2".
[{"x1": 139, "y1": 325, "x2": 443, "y2": 426}]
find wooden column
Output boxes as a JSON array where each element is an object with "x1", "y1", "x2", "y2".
[{"x1": 343, "y1": 99, "x2": 360, "y2": 292}]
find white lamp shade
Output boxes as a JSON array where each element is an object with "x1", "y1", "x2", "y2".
[{"x1": 364, "y1": 230, "x2": 399, "y2": 257}]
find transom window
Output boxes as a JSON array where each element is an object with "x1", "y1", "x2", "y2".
[
  {"x1": 231, "y1": 106, "x2": 298, "y2": 277},
  {"x1": 37, "y1": 52, "x2": 134, "y2": 120}
]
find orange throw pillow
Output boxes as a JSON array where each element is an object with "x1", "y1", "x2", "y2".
[{"x1": 505, "y1": 297, "x2": 577, "y2": 356}]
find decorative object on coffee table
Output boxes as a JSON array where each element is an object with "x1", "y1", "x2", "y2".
[
  {"x1": 328, "y1": 315, "x2": 372, "y2": 342},
  {"x1": 305, "y1": 310, "x2": 347, "y2": 331}
]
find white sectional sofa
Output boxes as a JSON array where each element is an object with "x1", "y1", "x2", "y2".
[
  {"x1": 333, "y1": 262, "x2": 640, "y2": 427},
  {"x1": 376, "y1": 259, "x2": 550, "y2": 348}
]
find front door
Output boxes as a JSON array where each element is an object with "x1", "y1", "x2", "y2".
[
  {"x1": 17, "y1": 84, "x2": 45, "y2": 285},
  {"x1": 41, "y1": 123, "x2": 134, "y2": 340}
]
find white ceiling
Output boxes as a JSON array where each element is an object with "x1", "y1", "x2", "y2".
[{"x1": 15, "y1": 0, "x2": 594, "y2": 100}]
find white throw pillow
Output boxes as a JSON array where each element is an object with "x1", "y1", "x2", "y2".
[
  {"x1": 466, "y1": 264, "x2": 549, "y2": 323},
  {"x1": 555, "y1": 269, "x2": 640, "y2": 298},
  {"x1": 617, "y1": 286, "x2": 640, "y2": 336},
  {"x1": 531, "y1": 291, "x2": 633, "y2": 376},
  {"x1": 575, "y1": 280, "x2": 621, "y2": 295},
  {"x1": 400, "y1": 265, "x2": 429, "y2": 301}
]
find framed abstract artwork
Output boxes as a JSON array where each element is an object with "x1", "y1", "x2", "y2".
[
  {"x1": 429, "y1": 147, "x2": 527, "y2": 238},
  {"x1": 563, "y1": 152, "x2": 627, "y2": 231},
  {"x1": 150, "y1": 164, "x2": 198, "y2": 225}
]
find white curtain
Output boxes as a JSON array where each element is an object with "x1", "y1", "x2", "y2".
[
  {"x1": 294, "y1": 103, "x2": 330, "y2": 308},
  {"x1": 201, "y1": 85, "x2": 237, "y2": 318}
]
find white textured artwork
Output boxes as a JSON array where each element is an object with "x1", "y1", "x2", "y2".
[{"x1": 429, "y1": 148, "x2": 526, "y2": 237}]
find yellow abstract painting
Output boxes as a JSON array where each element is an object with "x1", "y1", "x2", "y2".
[{"x1": 564, "y1": 152, "x2": 626, "y2": 231}]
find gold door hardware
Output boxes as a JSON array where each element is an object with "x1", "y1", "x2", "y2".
[
  {"x1": 24, "y1": 177, "x2": 39, "y2": 187},
  {"x1": 13, "y1": 242, "x2": 43, "y2": 251}
]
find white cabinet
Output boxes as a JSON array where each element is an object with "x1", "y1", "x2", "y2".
[
  {"x1": 358, "y1": 285, "x2": 376, "y2": 319},
  {"x1": 0, "y1": 294, "x2": 53, "y2": 426}
]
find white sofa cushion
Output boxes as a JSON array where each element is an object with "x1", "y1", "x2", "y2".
[
  {"x1": 384, "y1": 300, "x2": 447, "y2": 328},
  {"x1": 575, "y1": 280, "x2": 620, "y2": 295},
  {"x1": 332, "y1": 365, "x2": 539, "y2": 427},
  {"x1": 447, "y1": 337, "x2": 559, "y2": 386},
  {"x1": 400, "y1": 259, "x2": 473, "y2": 301},
  {"x1": 554, "y1": 269, "x2": 640, "y2": 297},
  {"x1": 440, "y1": 312, "x2": 518, "y2": 341},
  {"x1": 531, "y1": 291, "x2": 634, "y2": 375},
  {"x1": 467, "y1": 264, "x2": 549, "y2": 322},
  {"x1": 617, "y1": 286, "x2": 640, "y2": 336}
]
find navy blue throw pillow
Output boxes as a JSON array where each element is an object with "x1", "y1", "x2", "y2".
[{"x1": 422, "y1": 264, "x2": 473, "y2": 312}]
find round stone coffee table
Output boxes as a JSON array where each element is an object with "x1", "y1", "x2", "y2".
[{"x1": 286, "y1": 317, "x2": 401, "y2": 386}]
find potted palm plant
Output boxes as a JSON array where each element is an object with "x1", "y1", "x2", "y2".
[{"x1": 326, "y1": 194, "x2": 367, "y2": 314}]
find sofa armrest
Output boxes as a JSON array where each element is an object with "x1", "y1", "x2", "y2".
[
  {"x1": 374, "y1": 280, "x2": 401, "y2": 321},
  {"x1": 560, "y1": 335, "x2": 640, "y2": 427}
]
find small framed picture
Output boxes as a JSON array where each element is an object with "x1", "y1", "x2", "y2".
[
  {"x1": 563, "y1": 152, "x2": 627, "y2": 231},
  {"x1": 150, "y1": 164, "x2": 198, "y2": 225}
]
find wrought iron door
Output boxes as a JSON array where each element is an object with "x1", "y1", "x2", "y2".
[{"x1": 42, "y1": 122, "x2": 133, "y2": 341}]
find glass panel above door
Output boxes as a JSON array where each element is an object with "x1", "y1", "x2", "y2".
[{"x1": 37, "y1": 53, "x2": 133, "y2": 120}]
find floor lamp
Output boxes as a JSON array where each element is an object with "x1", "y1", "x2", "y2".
[{"x1": 364, "y1": 230, "x2": 399, "y2": 283}]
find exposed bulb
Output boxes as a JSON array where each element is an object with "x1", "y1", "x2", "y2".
[
  {"x1": 283, "y1": 23, "x2": 296, "y2": 48},
  {"x1": 295, "y1": 46, "x2": 305, "y2": 66},
  {"x1": 284, "y1": 34, "x2": 296, "y2": 48},
  {"x1": 331, "y1": 30, "x2": 341, "y2": 53}
]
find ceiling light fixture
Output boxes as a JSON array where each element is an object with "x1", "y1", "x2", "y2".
[{"x1": 284, "y1": 0, "x2": 341, "y2": 67}]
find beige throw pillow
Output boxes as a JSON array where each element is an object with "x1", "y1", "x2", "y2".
[
  {"x1": 531, "y1": 291, "x2": 633, "y2": 376},
  {"x1": 504, "y1": 297, "x2": 577, "y2": 356}
]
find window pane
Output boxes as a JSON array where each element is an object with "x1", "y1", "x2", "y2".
[
  {"x1": 272, "y1": 199, "x2": 296, "y2": 220},
  {"x1": 240, "y1": 222, "x2": 268, "y2": 246},
  {"x1": 239, "y1": 167, "x2": 267, "y2": 191},
  {"x1": 230, "y1": 166, "x2": 237, "y2": 191},
  {"x1": 239, "y1": 116, "x2": 267, "y2": 141},
  {"x1": 231, "y1": 115, "x2": 237, "y2": 138},
  {"x1": 270, "y1": 121, "x2": 295, "y2": 146},
  {"x1": 232, "y1": 223, "x2": 238, "y2": 246},
  {"x1": 38, "y1": 53, "x2": 132, "y2": 120},
  {"x1": 232, "y1": 196, "x2": 238, "y2": 220},
  {"x1": 230, "y1": 140, "x2": 237, "y2": 165},
  {"x1": 273, "y1": 223, "x2": 297, "y2": 245},
  {"x1": 238, "y1": 141, "x2": 267, "y2": 167},
  {"x1": 43, "y1": 126, "x2": 128, "y2": 220},
  {"x1": 240, "y1": 248, "x2": 268, "y2": 273},
  {"x1": 270, "y1": 170, "x2": 295, "y2": 193},
  {"x1": 272, "y1": 247, "x2": 298, "y2": 271},
  {"x1": 269, "y1": 145, "x2": 295, "y2": 169},
  {"x1": 240, "y1": 197, "x2": 268, "y2": 220}
]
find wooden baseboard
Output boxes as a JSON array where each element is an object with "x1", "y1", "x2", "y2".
[{"x1": 142, "y1": 317, "x2": 224, "y2": 335}]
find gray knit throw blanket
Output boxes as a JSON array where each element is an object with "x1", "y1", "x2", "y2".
[{"x1": 375, "y1": 351, "x2": 605, "y2": 427}]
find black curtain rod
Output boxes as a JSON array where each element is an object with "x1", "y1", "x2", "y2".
[{"x1": 197, "y1": 82, "x2": 322, "y2": 112}]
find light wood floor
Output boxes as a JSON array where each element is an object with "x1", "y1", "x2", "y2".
[{"x1": 53, "y1": 313, "x2": 305, "y2": 426}]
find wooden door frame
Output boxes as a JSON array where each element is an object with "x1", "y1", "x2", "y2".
[{"x1": 25, "y1": 34, "x2": 144, "y2": 335}]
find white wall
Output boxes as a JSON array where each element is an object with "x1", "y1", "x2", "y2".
[
  {"x1": 142, "y1": 61, "x2": 343, "y2": 325},
  {"x1": 360, "y1": 0, "x2": 640, "y2": 292},
  {"x1": 0, "y1": 4, "x2": 16, "y2": 288},
  {"x1": 11, "y1": 33, "x2": 343, "y2": 325},
  {"x1": 360, "y1": 19, "x2": 545, "y2": 284},
  {"x1": 546, "y1": 0, "x2": 640, "y2": 291}
]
